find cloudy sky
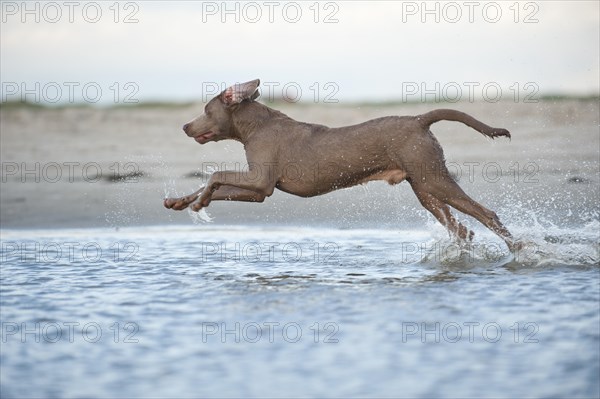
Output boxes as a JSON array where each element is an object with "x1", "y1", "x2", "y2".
[{"x1": 1, "y1": 1, "x2": 598, "y2": 104}]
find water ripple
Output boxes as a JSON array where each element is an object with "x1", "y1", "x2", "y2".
[{"x1": 1, "y1": 224, "x2": 598, "y2": 398}]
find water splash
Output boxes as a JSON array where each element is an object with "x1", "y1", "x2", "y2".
[
  {"x1": 413, "y1": 207, "x2": 599, "y2": 269},
  {"x1": 187, "y1": 207, "x2": 213, "y2": 223},
  {"x1": 507, "y1": 220, "x2": 600, "y2": 267}
]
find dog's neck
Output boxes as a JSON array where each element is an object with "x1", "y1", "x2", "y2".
[{"x1": 231, "y1": 101, "x2": 291, "y2": 144}]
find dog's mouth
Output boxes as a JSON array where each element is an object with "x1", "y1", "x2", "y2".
[{"x1": 194, "y1": 131, "x2": 216, "y2": 144}]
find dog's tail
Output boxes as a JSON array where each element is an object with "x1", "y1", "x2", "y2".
[{"x1": 416, "y1": 109, "x2": 510, "y2": 139}]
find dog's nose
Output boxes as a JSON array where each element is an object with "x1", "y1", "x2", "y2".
[{"x1": 182, "y1": 123, "x2": 190, "y2": 133}]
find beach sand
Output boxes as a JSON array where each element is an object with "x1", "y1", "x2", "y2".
[{"x1": 1, "y1": 99, "x2": 598, "y2": 229}]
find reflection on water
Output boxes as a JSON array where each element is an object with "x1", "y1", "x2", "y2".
[{"x1": 1, "y1": 225, "x2": 598, "y2": 398}]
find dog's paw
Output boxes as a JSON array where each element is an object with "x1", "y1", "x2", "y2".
[
  {"x1": 164, "y1": 198, "x2": 175, "y2": 209},
  {"x1": 467, "y1": 229, "x2": 475, "y2": 242},
  {"x1": 164, "y1": 197, "x2": 191, "y2": 211},
  {"x1": 491, "y1": 128, "x2": 511, "y2": 140},
  {"x1": 457, "y1": 223, "x2": 475, "y2": 242},
  {"x1": 507, "y1": 240, "x2": 525, "y2": 253},
  {"x1": 190, "y1": 199, "x2": 210, "y2": 212}
]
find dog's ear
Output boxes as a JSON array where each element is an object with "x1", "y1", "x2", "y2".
[{"x1": 221, "y1": 79, "x2": 260, "y2": 105}]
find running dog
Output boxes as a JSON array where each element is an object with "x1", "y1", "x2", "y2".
[{"x1": 164, "y1": 79, "x2": 520, "y2": 250}]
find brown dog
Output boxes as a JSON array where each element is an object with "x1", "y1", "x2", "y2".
[{"x1": 164, "y1": 79, "x2": 520, "y2": 250}]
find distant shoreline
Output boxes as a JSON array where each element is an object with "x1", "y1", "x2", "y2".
[{"x1": 2, "y1": 95, "x2": 599, "y2": 110}]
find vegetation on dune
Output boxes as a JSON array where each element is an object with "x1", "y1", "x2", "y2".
[{"x1": 1, "y1": 95, "x2": 598, "y2": 110}]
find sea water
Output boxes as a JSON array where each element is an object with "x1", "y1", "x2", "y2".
[{"x1": 1, "y1": 220, "x2": 598, "y2": 398}]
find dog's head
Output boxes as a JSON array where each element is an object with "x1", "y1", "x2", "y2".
[{"x1": 183, "y1": 79, "x2": 260, "y2": 144}]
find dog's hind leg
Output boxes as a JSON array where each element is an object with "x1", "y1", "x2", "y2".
[
  {"x1": 423, "y1": 176, "x2": 517, "y2": 250},
  {"x1": 411, "y1": 183, "x2": 474, "y2": 241}
]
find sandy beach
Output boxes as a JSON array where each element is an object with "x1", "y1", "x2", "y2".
[{"x1": 1, "y1": 99, "x2": 598, "y2": 230}]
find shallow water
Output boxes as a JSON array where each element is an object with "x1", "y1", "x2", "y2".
[{"x1": 1, "y1": 222, "x2": 598, "y2": 398}]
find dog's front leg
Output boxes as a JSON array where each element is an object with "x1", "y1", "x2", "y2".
[
  {"x1": 204, "y1": 185, "x2": 267, "y2": 204},
  {"x1": 191, "y1": 170, "x2": 277, "y2": 212},
  {"x1": 165, "y1": 185, "x2": 265, "y2": 211}
]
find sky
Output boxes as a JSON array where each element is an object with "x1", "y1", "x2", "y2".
[{"x1": 1, "y1": 0, "x2": 599, "y2": 104}]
